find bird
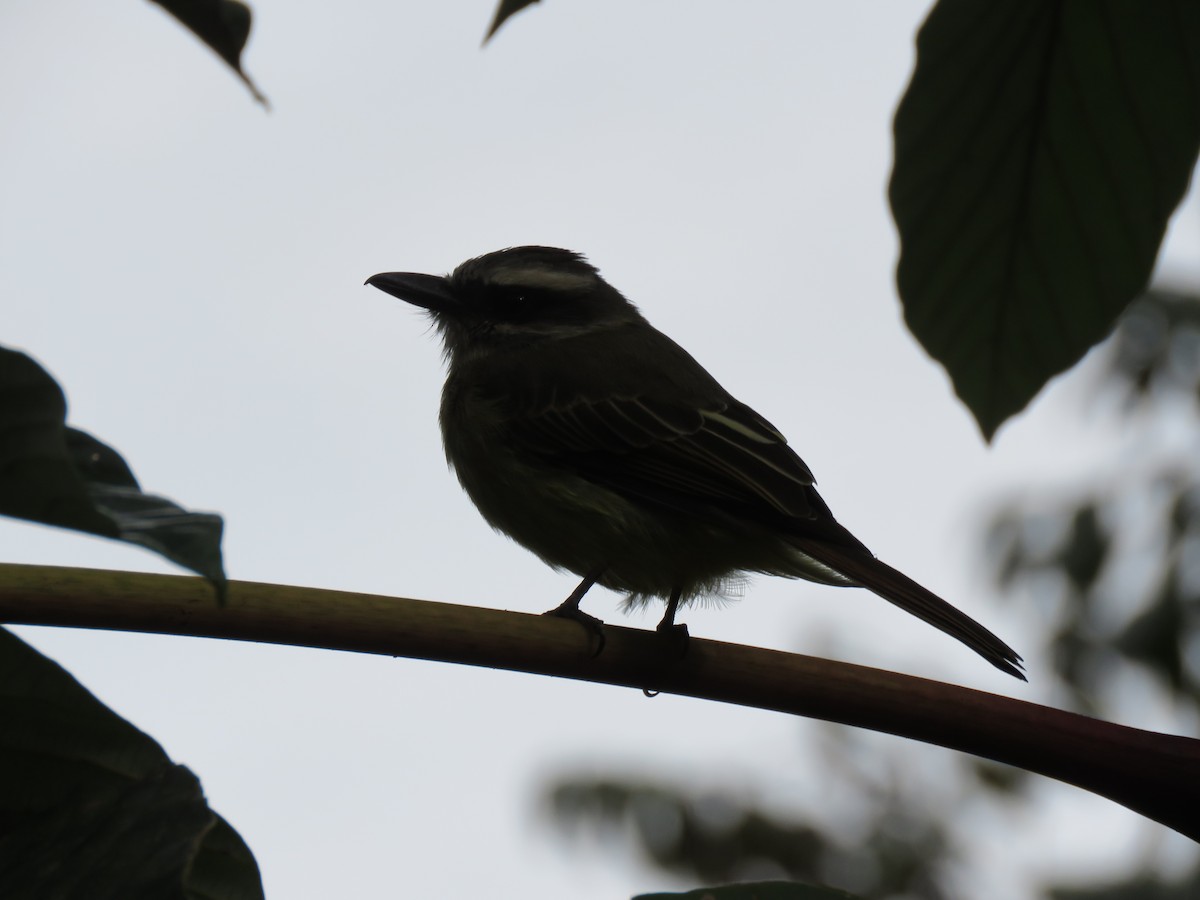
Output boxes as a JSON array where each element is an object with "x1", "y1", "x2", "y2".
[{"x1": 366, "y1": 246, "x2": 1024, "y2": 679}]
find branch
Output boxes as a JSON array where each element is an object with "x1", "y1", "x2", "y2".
[{"x1": 2, "y1": 564, "x2": 1197, "y2": 840}]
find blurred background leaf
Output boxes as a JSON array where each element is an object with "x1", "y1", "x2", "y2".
[{"x1": 635, "y1": 881, "x2": 864, "y2": 899}]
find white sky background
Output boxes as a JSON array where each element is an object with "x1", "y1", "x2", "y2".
[{"x1": 1, "y1": 1, "x2": 1198, "y2": 897}]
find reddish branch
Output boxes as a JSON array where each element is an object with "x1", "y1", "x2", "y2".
[{"x1": 1, "y1": 564, "x2": 1196, "y2": 840}]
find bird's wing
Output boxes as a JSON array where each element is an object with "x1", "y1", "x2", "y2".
[
  {"x1": 510, "y1": 391, "x2": 1025, "y2": 677},
  {"x1": 478, "y1": 334, "x2": 1024, "y2": 677},
  {"x1": 507, "y1": 388, "x2": 862, "y2": 547}
]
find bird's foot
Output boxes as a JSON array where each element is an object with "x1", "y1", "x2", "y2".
[
  {"x1": 643, "y1": 623, "x2": 688, "y2": 697},
  {"x1": 543, "y1": 602, "x2": 607, "y2": 656},
  {"x1": 655, "y1": 620, "x2": 690, "y2": 659}
]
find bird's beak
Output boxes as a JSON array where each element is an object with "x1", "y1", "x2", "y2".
[{"x1": 365, "y1": 272, "x2": 459, "y2": 314}]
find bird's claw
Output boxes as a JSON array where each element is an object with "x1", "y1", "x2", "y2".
[
  {"x1": 642, "y1": 623, "x2": 689, "y2": 697},
  {"x1": 655, "y1": 621, "x2": 690, "y2": 659},
  {"x1": 543, "y1": 603, "x2": 607, "y2": 656}
]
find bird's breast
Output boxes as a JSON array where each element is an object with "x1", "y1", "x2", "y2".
[{"x1": 437, "y1": 366, "x2": 682, "y2": 584}]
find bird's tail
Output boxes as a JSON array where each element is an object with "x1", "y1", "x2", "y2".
[{"x1": 790, "y1": 538, "x2": 1025, "y2": 680}]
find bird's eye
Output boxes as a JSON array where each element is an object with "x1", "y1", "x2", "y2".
[
  {"x1": 490, "y1": 285, "x2": 546, "y2": 322},
  {"x1": 501, "y1": 287, "x2": 534, "y2": 308}
]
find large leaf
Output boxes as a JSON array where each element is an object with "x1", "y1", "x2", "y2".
[
  {"x1": 147, "y1": 0, "x2": 267, "y2": 106},
  {"x1": 891, "y1": 1, "x2": 1200, "y2": 439},
  {"x1": 0, "y1": 347, "x2": 226, "y2": 593},
  {"x1": 0, "y1": 627, "x2": 262, "y2": 898}
]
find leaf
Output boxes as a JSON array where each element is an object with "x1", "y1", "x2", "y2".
[
  {"x1": 0, "y1": 627, "x2": 262, "y2": 898},
  {"x1": 890, "y1": 1, "x2": 1200, "y2": 439},
  {"x1": 147, "y1": 0, "x2": 268, "y2": 107},
  {"x1": 545, "y1": 775, "x2": 950, "y2": 896},
  {"x1": 635, "y1": 883, "x2": 862, "y2": 900},
  {"x1": 1114, "y1": 577, "x2": 1186, "y2": 693},
  {"x1": 0, "y1": 347, "x2": 226, "y2": 594},
  {"x1": 1048, "y1": 864, "x2": 1200, "y2": 900},
  {"x1": 484, "y1": 0, "x2": 540, "y2": 43},
  {"x1": 1106, "y1": 291, "x2": 1200, "y2": 402},
  {"x1": 548, "y1": 780, "x2": 825, "y2": 885},
  {"x1": 1058, "y1": 504, "x2": 1109, "y2": 594}
]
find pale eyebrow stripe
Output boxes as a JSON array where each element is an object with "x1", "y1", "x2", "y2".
[{"x1": 488, "y1": 266, "x2": 597, "y2": 291}]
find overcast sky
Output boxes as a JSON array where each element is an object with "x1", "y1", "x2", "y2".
[{"x1": 2, "y1": 1, "x2": 1198, "y2": 897}]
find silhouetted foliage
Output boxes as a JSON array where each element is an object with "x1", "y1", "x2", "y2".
[{"x1": 543, "y1": 290, "x2": 1200, "y2": 899}]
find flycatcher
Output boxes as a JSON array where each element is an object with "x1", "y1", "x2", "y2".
[{"x1": 367, "y1": 246, "x2": 1023, "y2": 679}]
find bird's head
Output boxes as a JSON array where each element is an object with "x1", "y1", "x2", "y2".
[{"x1": 366, "y1": 246, "x2": 643, "y2": 361}]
